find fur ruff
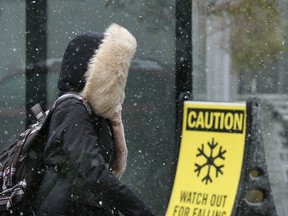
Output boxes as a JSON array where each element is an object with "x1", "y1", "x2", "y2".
[{"x1": 81, "y1": 23, "x2": 137, "y2": 119}]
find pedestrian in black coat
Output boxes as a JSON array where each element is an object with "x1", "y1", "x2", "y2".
[{"x1": 35, "y1": 24, "x2": 155, "y2": 216}]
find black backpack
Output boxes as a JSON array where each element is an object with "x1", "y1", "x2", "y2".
[{"x1": 0, "y1": 93, "x2": 91, "y2": 215}]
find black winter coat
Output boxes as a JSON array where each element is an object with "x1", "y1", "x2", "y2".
[{"x1": 35, "y1": 98, "x2": 153, "y2": 216}]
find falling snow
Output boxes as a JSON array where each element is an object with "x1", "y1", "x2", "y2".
[{"x1": 0, "y1": 0, "x2": 288, "y2": 215}]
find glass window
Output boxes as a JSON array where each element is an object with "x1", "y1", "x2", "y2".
[
  {"x1": 0, "y1": 1, "x2": 176, "y2": 214},
  {"x1": 47, "y1": 0, "x2": 176, "y2": 213},
  {"x1": 0, "y1": 1, "x2": 26, "y2": 149}
]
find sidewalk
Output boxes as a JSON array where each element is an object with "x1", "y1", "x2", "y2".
[{"x1": 260, "y1": 95, "x2": 288, "y2": 216}]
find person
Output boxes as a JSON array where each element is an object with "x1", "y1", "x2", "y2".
[{"x1": 35, "y1": 23, "x2": 155, "y2": 216}]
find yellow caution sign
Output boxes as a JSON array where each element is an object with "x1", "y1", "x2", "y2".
[{"x1": 166, "y1": 101, "x2": 246, "y2": 216}]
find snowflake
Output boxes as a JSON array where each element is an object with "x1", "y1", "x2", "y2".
[{"x1": 194, "y1": 138, "x2": 226, "y2": 185}]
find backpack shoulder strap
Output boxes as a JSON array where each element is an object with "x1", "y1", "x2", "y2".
[
  {"x1": 30, "y1": 93, "x2": 91, "y2": 125},
  {"x1": 53, "y1": 93, "x2": 92, "y2": 115}
]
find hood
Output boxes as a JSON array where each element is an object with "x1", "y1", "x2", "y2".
[
  {"x1": 58, "y1": 32, "x2": 104, "y2": 94},
  {"x1": 57, "y1": 24, "x2": 137, "y2": 119}
]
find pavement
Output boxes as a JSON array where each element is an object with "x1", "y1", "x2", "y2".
[{"x1": 258, "y1": 95, "x2": 288, "y2": 216}]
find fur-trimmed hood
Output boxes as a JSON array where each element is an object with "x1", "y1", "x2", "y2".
[{"x1": 58, "y1": 24, "x2": 137, "y2": 118}]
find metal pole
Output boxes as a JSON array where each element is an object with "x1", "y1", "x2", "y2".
[
  {"x1": 175, "y1": 0, "x2": 192, "y2": 143},
  {"x1": 166, "y1": 0, "x2": 193, "y2": 208},
  {"x1": 25, "y1": 0, "x2": 47, "y2": 126}
]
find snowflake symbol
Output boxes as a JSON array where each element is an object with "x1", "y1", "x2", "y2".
[{"x1": 194, "y1": 138, "x2": 226, "y2": 185}]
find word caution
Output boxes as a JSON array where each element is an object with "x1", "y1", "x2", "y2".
[{"x1": 186, "y1": 108, "x2": 244, "y2": 133}]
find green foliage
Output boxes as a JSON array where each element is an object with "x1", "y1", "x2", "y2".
[{"x1": 210, "y1": 0, "x2": 285, "y2": 70}]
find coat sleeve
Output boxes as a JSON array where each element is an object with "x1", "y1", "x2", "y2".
[{"x1": 51, "y1": 99, "x2": 154, "y2": 216}]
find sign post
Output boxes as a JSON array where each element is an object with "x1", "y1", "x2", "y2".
[
  {"x1": 167, "y1": 101, "x2": 246, "y2": 216},
  {"x1": 167, "y1": 97, "x2": 279, "y2": 215}
]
